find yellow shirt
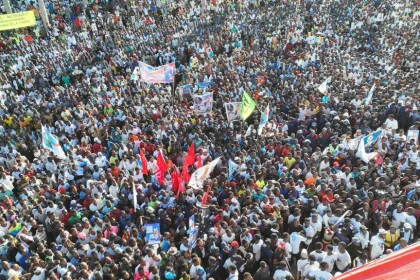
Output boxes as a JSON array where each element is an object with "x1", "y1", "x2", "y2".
[
  {"x1": 256, "y1": 179, "x2": 265, "y2": 188},
  {"x1": 238, "y1": 189, "x2": 246, "y2": 197},
  {"x1": 284, "y1": 157, "x2": 296, "y2": 168},
  {"x1": 4, "y1": 117, "x2": 13, "y2": 127},
  {"x1": 109, "y1": 156, "x2": 118, "y2": 165},
  {"x1": 24, "y1": 116, "x2": 32, "y2": 123}
]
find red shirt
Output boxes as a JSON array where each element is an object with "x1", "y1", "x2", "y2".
[{"x1": 92, "y1": 143, "x2": 103, "y2": 154}]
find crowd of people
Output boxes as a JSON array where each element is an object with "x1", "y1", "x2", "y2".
[{"x1": 0, "y1": 0, "x2": 420, "y2": 279}]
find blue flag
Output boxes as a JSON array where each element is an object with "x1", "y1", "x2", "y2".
[
  {"x1": 365, "y1": 84, "x2": 375, "y2": 105},
  {"x1": 228, "y1": 159, "x2": 240, "y2": 181},
  {"x1": 363, "y1": 129, "x2": 383, "y2": 147}
]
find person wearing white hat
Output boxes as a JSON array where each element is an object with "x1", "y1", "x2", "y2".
[
  {"x1": 297, "y1": 249, "x2": 309, "y2": 280},
  {"x1": 402, "y1": 222, "x2": 414, "y2": 243},
  {"x1": 370, "y1": 228, "x2": 386, "y2": 259}
]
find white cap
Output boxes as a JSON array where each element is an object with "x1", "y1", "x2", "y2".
[
  {"x1": 404, "y1": 223, "x2": 412, "y2": 229},
  {"x1": 378, "y1": 228, "x2": 386, "y2": 234},
  {"x1": 301, "y1": 249, "x2": 308, "y2": 258}
]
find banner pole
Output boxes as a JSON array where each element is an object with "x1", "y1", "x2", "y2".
[{"x1": 171, "y1": 66, "x2": 176, "y2": 117}]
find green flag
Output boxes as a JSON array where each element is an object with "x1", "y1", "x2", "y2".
[{"x1": 241, "y1": 91, "x2": 256, "y2": 120}]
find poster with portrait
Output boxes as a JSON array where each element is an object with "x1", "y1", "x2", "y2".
[
  {"x1": 224, "y1": 102, "x2": 242, "y2": 122},
  {"x1": 193, "y1": 93, "x2": 213, "y2": 115},
  {"x1": 189, "y1": 215, "x2": 197, "y2": 248},
  {"x1": 145, "y1": 223, "x2": 161, "y2": 244},
  {"x1": 407, "y1": 130, "x2": 419, "y2": 143}
]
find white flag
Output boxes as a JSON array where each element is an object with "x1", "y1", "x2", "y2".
[
  {"x1": 41, "y1": 126, "x2": 66, "y2": 160},
  {"x1": 188, "y1": 158, "x2": 221, "y2": 189},
  {"x1": 258, "y1": 105, "x2": 270, "y2": 135},
  {"x1": 365, "y1": 84, "x2": 375, "y2": 105},
  {"x1": 318, "y1": 76, "x2": 331, "y2": 94},
  {"x1": 356, "y1": 138, "x2": 377, "y2": 163}
]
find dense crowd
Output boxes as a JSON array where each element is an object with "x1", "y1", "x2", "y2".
[{"x1": 0, "y1": 0, "x2": 420, "y2": 279}]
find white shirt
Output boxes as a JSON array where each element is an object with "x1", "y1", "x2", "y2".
[
  {"x1": 297, "y1": 258, "x2": 309, "y2": 273},
  {"x1": 290, "y1": 232, "x2": 307, "y2": 254},
  {"x1": 309, "y1": 269, "x2": 333, "y2": 280},
  {"x1": 322, "y1": 253, "x2": 338, "y2": 273},
  {"x1": 304, "y1": 225, "x2": 316, "y2": 245},
  {"x1": 355, "y1": 231, "x2": 370, "y2": 249},
  {"x1": 273, "y1": 269, "x2": 292, "y2": 280},
  {"x1": 405, "y1": 214, "x2": 417, "y2": 228},
  {"x1": 310, "y1": 251, "x2": 326, "y2": 263},
  {"x1": 302, "y1": 262, "x2": 320, "y2": 279},
  {"x1": 336, "y1": 250, "x2": 351, "y2": 271},
  {"x1": 384, "y1": 118, "x2": 398, "y2": 131},
  {"x1": 392, "y1": 210, "x2": 406, "y2": 228},
  {"x1": 252, "y1": 240, "x2": 263, "y2": 261}
]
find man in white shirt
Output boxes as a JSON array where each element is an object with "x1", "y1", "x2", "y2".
[
  {"x1": 322, "y1": 245, "x2": 338, "y2": 273},
  {"x1": 297, "y1": 249, "x2": 309, "y2": 280},
  {"x1": 311, "y1": 214, "x2": 323, "y2": 235},
  {"x1": 370, "y1": 229, "x2": 386, "y2": 259},
  {"x1": 303, "y1": 218, "x2": 316, "y2": 246},
  {"x1": 384, "y1": 114, "x2": 398, "y2": 133},
  {"x1": 355, "y1": 226, "x2": 370, "y2": 250},
  {"x1": 252, "y1": 234, "x2": 263, "y2": 261},
  {"x1": 302, "y1": 255, "x2": 320, "y2": 279},
  {"x1": 405, "y1": 207, "x2": 417, "y2": 228},
  {"x1": 336, "y1": 242, "x2": 351, "y2": 272},
  {"x1": 392, "y1": 204, "x2": 406, "y2": 228},
  {"x1": 273, "y1": 261, "x2": 292, "y2": 280},
  {"x1": 290, "y1": 231, "x2": 307, "y2": 257},
  {"x1": 308, "y1": 261, "x2": 334, "y2": 280}
]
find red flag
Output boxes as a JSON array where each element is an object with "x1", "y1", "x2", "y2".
[
  {"x1": 184, "y1": 142, "x2": 196, "y2": 166},
  {"x1": 140, "y1": 150, "x2": 148, "y2": 175},
  {"x1": 156, "y1": 166, "x2": 165, "y2": 183},
  {"x1": 196, "y1": 156, "x2": 203, "y2": 169},
  {"x1": 171, "y1": 168, "x2": 180, "y2": 193},
  {"x1": 157, "y1": 150, "x2": 168, "y2": 173},
  {"x1": 181, "y1": 162, "x2": 191, "y2": 183},
  {"x1": 177, "y1": 180, "x2": 185, "y2": 198},
  {"x1": 202, "y1": 185, "x2": 211, "y2": 206}
]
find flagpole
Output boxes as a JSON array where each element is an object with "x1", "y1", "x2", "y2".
[{"x1": 171, "y1": 65, "x2": 176, "y2": 117}]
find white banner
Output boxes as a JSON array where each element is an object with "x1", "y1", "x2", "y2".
[
  {"x1": 189, "y1": 158, "x2": 221, "y2": 189},
  {"x1": 193, "y1": 93, "x2": 213, "y2": 115},
  {"x1": 224, "y1": 102, "x2": 242, "y2": 122}
]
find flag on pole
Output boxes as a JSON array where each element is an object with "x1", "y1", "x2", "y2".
[
  {"x1": 177, "y1": 180, "x2": 186, "y2": 198},
  {"x1": 318, "y1": 76, "x2": 332, "y2": 94},
  {"x1": 140, "y1": 150, "x2": 148, "y2": 175},
  {"x1": 362, "y1": 129, "x2": 383, "y2": 147},
  {"x1": 185, "y1": 142, "x2": 196, "y2": 167},
  {"x1": 240, "y1": 91, "x2": 256, "y2": 121},
  {"x1": 228, "y1": 159, "x2": 240, "y2": 181},
  {"x1": 133, "y1": 185, "x2": 138, "y2": 212},
  {"x1": 364, "y1": 84, "x2": 376, "y2": 105},
  {"x1": 171, "y1": 167, "x2": 180, "y2": 193},
  {"x1": 257, "y1": 105, "x2": 270, "y2": 135},
  {"x1": 139, "y1": 62, "x2": 175, "y2": 84},
  {"x1": 356, "y1": 137, "x2": 378, "y2": 163},
  {"x1": 181, "y1": 162, "x2": 191, "y2": 183},
  {"x1": 189, "y1": 158, "x2": 221, "y2": 189},
  {"x1": 41, "y1": 125, "x2": 66, "y2": 159},
  {"x1": 157, "y1": 150, "x2": 169, "y2": 173}
]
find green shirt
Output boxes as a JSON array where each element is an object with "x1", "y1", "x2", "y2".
[
  {"x1": 69, "y1": 212, "x2": 82, "y2": 226},
  {"x1": 0, "y1": 189, "x2": 13, "y2": 200}
]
